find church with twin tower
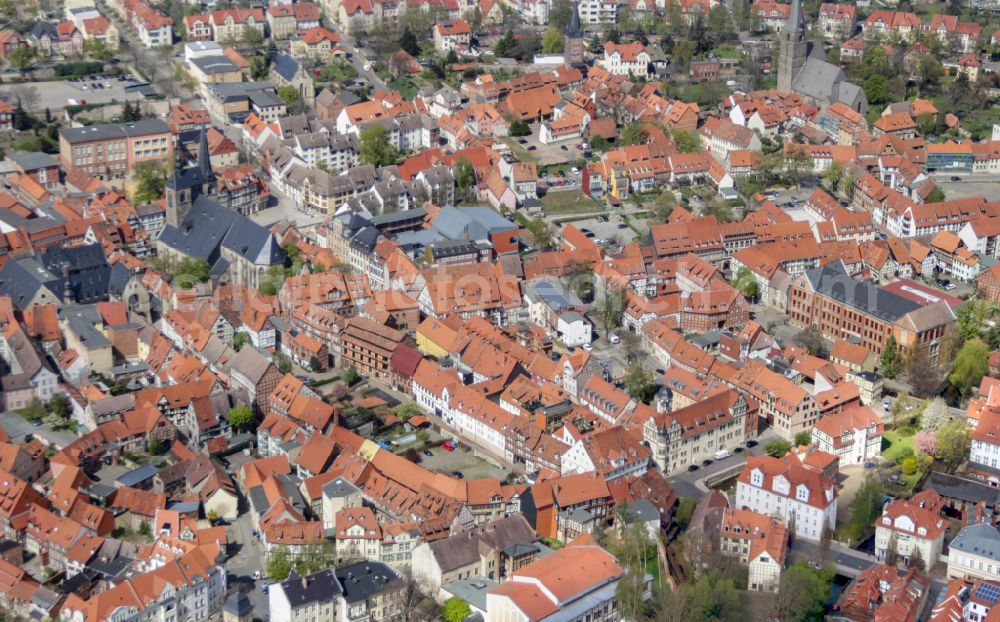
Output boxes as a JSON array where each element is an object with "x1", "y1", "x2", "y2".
[{"x1": 776, "y1": 0, "x2": 867, "y2": 114}]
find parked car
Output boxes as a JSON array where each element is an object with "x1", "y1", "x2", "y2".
[
  {"x1": 702, "y1": 459, "x2": 713, "y2": 466},
  {"x1": 714, "y1": 449, "x2": 731, "y2": 460},
  {"x1": 252, "y1": 571, "x2": 261, "y2": 580},
  {"x1": 745, "y1": 439, "x2": 758, "y2": 448},
  {"x1": 950, "y1": 176, "x2": 962, "y2": 182},
  {"x1": 423, "y1": 450, "x2": 434, "y2": 457},
  {"x1": 607, "y1": 332, "x2": 621, "y2": 344},
  {"x1": 945, "y1": 283, "x2": 957, "y2": 291},
  {"x1": 560, "y1": 145, "x2": 568, "y2": 151},
  {"x1": 452, "y1": 470, "x2": 464, "y2": 479},
  {"x1": 688, "y1": 464, "x2": 699, "y2": 472}
]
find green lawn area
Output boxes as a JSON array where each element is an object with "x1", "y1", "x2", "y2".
[
  {"x1": 882, "y1": 429, "x2": 915, "y2": 463},
  {"x1": 540, "y1": 189, "x2": 598, "y2": 214},
  {"x1": 387, "y1": 78, "x2": 419, "y2": 100}
]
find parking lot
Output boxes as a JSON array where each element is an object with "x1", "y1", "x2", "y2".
[
  {"x1": 560, "y1": 213, "x2": 640, "y2": 246},
  {"x1": 0, "y1": 74, "x2": 144, "y2": 111},
  {"x1": 935, "y1": 179, "x2": 1000, "y2": 202},
  {"x1": 417, "y1": 444, "x2": 512, "y2": 480},
  {"x1": 508, "y1": 131, "x2": 589, "y2": 166}
]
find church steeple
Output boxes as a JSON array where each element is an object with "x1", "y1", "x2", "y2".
[
  {"x1": 197, "y1": 126, "x2": 212, "y2": 177},
  {"x1": 565, "y1": 0, "x2": 582, "y2": 39},
  {"x1": 777, "y1": 0, "x2": 808, "y2": 93},
  {"x1": 563, "y1": 0, "x2": 584, "y2": 68}
]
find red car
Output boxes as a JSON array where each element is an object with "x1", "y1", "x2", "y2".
[{"x1": 442, "y1": 441, "x2": 457, "y2": 451}]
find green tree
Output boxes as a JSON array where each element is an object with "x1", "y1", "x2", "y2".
[
  {"x1": 880, "y1": 334, "x2": 899, "y2": 378},
  {"x1": 398, "y1": 27, "x2": 420, "y2": 56},
  {"x1": 525, "y1": 218, "x2": 552, "y2": 249},
  {"x1": 548, "y1": 0, "x2": 573, "y2": 29},
  {"x1": 394, "y1": 402, "x2": 422, "y2": 422},
  {"x1": 233, "y1": 332, "x2": 250, "y2": 351},
  {"x1": 794, "y1": 431, "x2": 812, "y2": 447},
  {"x1": 937, "y1": 418, "x2": 969, "y2": 472},
  {"x1": 442, "y1": 597, "x2": 471, "y2": 622},
  {"x1": 669, "y1": 127, "x2": 700, "y2": 152},
  {"x1": 774, "y1": 562, "x2": 833, "y2": 622},
  {"x1": 926, "y1": 186, "x2": 945, "y2": 203},
  {"x1": 344, "y1": 367, "x2": 360, "y2": 385},
  {"x1": 359, "y1": 125, "x2": 400, "y2": 166},
  {"x1": 275, "y1": 353, "x2": 293, "y2": 374},
  {"x1": 173, "y1": 258, "x2": 211, "y2": 289},
  {"x1": 508, "y1": 119, "x2": 530, "y2": 136},
  {"x1": 455, "y1": 156, "x2": 475, "y2": 199},
  {"x1": 863, "y1": 74, "x2": 888, "y2": 106},
  {"x1": 277, "y1": 85, "x2": 302, "y2": 111},
  {"x1": 228, "y1": 405, "x2": 253, "y2": 431},
  {"x1": 260, "y1": 282, "x2": 278, "y2": 296},
  {"x1": 148, "y1": 438, "x2": 163, "y2": 455},
  {"x1": 132, "y1": 161, "x2": 169, "y2": 205},
  {"x1": 844, "y1": 473, "x2": 885, "y2": 543},
  {"x1": 730, "y1": 266, "x2": 759, "y2": 300},
  {"x1": 139, "y1": 521, "x2": 151, "y2": 536},
  {"x1": 597, "y1": 286, "x2": 625, "y2": 332},
  {"x1": 18, "y1": 397, "x2": 46, "y2": 422},
  {"x1": 822, "y1": 160, "x2": 843, "y2": 189},
  {"x1": 765, "y1": 439, "x2": 792, "y2": 457},
  {"x1": 590, "y1": 135, "x2": 611, "y2": 152},
  {"x1": 47, "y1": 393, "x2": 69, "y2": 418},
  {"x1": 494, "y1": 32, "x2": 516, "y2": 57},
  {"x1": 951, "y1": 337, "x2": 989, "y2": 396},
  {"x1": 541, "y1": 26, "x2": 565, "y2": 53},
  {"x1": 623, "y1": 362, "x2": 655, "y2": 402},
  {"x1": 650, "y1": 189, "x2": 677, "y2": 223},
  {"x1": 793, "y1": 325, "x2": 826, "y2": 357},
  {"x1": 242, "y1": 26, "x2": 264, "y2": 47},
  {"x1": 620, "y1": 122, "x2": 648, "y2": 146},
  {"x1": 9, "y1": 46, "x2": 36, "y2": 75},
  {"x1": 957, "y1": 300, "x2": 990, "y2": 341},
  {"x1": 83, "y1": 37, "x2": 114, "y2": 62},
  {"x1": 268, "y1": 548, "x2": 293, "y2": 580}
]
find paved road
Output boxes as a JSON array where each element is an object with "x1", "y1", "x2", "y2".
[
  {"x1": 666, "y1": 428, "x2": 782, "y2": 498},
  {"x1": 790, "y1": 539, "x2": 877, "y2": 577},
  {"x1": 336, "y1": 33, "x2": 387, "y2": 91},
  {"x1": 0, "y1": 411, "x2": 81, "y2": 448},
  {"x1": 225, "y1": 506, "x2": 269, "y2": 616}
]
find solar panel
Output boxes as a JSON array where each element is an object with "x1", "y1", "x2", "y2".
[{"x1": 975, "y1": 582, "x2": 1000, "y2": 604}]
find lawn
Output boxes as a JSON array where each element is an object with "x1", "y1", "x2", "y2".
[
  {"x1": 882, "y1": 429, "x2": 915, "y2": 463},
  {"x1": 540, "y1": 189, "x2": 599, "y2": 214},
  {"x1": 387, "y1": 78, "x2": 419, "y2": 100}
]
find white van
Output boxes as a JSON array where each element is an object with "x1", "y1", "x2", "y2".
[{"x1": 713, "y1": 449, "x2": 731, "y2": 460}]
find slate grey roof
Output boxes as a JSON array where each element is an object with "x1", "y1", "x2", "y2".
[
  {"x1": 0, "y1": 260, "x2": 48, "y2": 307},
  {"x1": 115, "y1": 464, "x2": 160, "y2": 487},
  {"x1": 442, "y1": 577, "x2": 498, "y2": 613},
  {"x1": 925, "y1": 472, "x2": 1000, "y2": 506},
  {"x1": 786, "y1": 0, "x2": 804, "y2": 33},
  {"x1": 157, "y1": 195, "x2": 284, "y2": 267},
  {"x1": 322, "y1": 476, "x2": 360, "y2": 499},
  {"x1": 335, "y1": 561, "x2": 401, "y2": 604},
  {"x1": 272, "y1": 53, "x2": 301, "y2": 82},
  {"x1": 432, "y1": 206, "x2": 517, "y2": 242},
  {"x1": 626, "y1": 498, "x2": 661, "y2": 523},
  {"x1": 60, "y1": 119, "x2": 171, "y2": 144},
  {"x1": 950, "y1": 523, "x2": 1000, "y2": 561},
  {"x1": 229, "y1": 346, "x2": 273, "y2": 384},
  {"x1": 7, "y1": 151, "x2": 57, "y2": 171},
  {"x1": 792, "y1": 45, "x2": 866, "y2": 110},
  {"x1": 426, "y1": 515, "x2": 536, "y2": 574},
  {"x1": 249, "y1": 89, "x2": 285, "y2": 109},
  {"x1": 565, "y1": 0, "x2": 582, "y2": 37},
  {"x1": 223, "y1": 592, "x2": 253, "y2": 617},
  {"x1": 190, "y1": 55, "x2": 240, "y2": 75},
  {"x1": 804, "y1": 261, "x2": 920, "y2": 322},
  {"x1": 278, "y1": 569, "x2": 343, "y2": 607}
]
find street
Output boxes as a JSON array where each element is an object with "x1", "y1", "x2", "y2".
[
  {"x1": 666, "y1": 428, "x2": 782, "y2": 498},
  {"x1": 225, "y1": 506, "x2": 269, "y2": 616}
]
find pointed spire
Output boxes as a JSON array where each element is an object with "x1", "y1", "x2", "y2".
[
  {"x1": 785, "y1": 0, "x2": 804, "y2": 34},
  {"x1": 197, "y1": 126, "x2": 211, "y2": 177},
  {"x1": 565, "y1": 0, "x2": 582, "y2": 39}
]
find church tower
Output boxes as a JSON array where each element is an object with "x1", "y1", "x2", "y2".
[
  {"x1": 777, "y1": 0, "x2": 807, "y2": 93},
  {"x1": 563, "y1": 0, "x2": 584, "y2": 68},
  {"x1": 165, "y1": 127, "x2": 215, "y2": 229}
]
